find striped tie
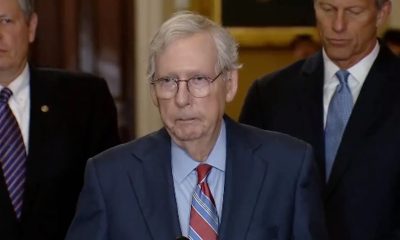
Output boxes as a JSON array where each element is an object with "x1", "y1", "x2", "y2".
[
  {"x1": 188, "y1": 164, "x2": 218, "y2": 240},
  {"x1": 0, "y1": 87, "x2": 27, "y2": 219}
]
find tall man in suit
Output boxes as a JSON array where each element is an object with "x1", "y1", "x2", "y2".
[
  {"x1": 240, "y1": 0, "x2": 400, "y2": 239},
  {"x1": 66, "y1": 12, "x2": 327, "y2": 240},
  {"x1": 0, "y1": 0, "x2": 120, "y2": 239}
]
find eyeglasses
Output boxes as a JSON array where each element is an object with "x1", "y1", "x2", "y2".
[{"x1": 151, "y1": 71, "x2": 223, "y2": 99}]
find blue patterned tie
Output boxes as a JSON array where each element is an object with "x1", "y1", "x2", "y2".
[
  {"x1": 324, "y1": 70, "x2": 353, "y2": 181},
  {"x1": 0, "y1": 87, "x2": 27, "y2": 219},
  {"x1": 188, "y1": 164, "x2": 218, "y2": 240}
]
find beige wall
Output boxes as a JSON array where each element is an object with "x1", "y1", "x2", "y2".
[
  {"x1": 133, "y1": 0, "x2": 190, "y2": 137},
  {"x1": 226, "y1": 48, "x2": 295, "y2": 120},
  {"x1": 134, "y1": 0, "x2": 164, "y2": 137},
  {"x1": 389, "y1": 0, "x2": 400, "y2": 28}
]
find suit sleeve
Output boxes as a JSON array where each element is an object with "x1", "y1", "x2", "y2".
[
  {"x1": 292, "y1": 144, "x2": 328, "y2": 240},
  {"x1": 239, "y1": 79, "x2": 266, "y2": 128},
  {"x1": 65, "y1": 159, "x2": 108, "y2": 240},
  {"x1": 88, "y1": 78, "x2": 120, "y2": 156}
]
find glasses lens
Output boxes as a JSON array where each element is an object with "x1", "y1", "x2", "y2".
[
  {"x1": 188, "y1": 76, "x2": 211, "y2": 97},
  {"x1": 153, "y1": 72, "x2": 221, "y2": 99},
  {"x1": 154, "y1": 78, "x2": 177, "y2": 99}
]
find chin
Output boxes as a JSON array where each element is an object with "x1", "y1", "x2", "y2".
[
  {"x1": 326, "y1": 48, "x2": 351, "y2": 61},
  {"x1": 171, "y1": 128, "x2": 204, "y2": 142}
]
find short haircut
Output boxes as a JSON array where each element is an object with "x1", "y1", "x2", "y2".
[
  {"x1": 18, "y1": 0, "x2": 35, "y2": 18},
  {"x1": 147, "y1": 11, "x2": 241, "y2": 81}
]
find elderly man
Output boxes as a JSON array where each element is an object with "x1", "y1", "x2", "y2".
[
  {"x1": 240, "y1": 0, "x2": 400, "y2": 239},
  {"x1": 66, "y1": 12, "x2": 327, "y2": 240}
]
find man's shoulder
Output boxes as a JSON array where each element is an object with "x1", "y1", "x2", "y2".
[
  {"x1": 29, "y1": 67, "x2": 112, "y2": 103},
  {"x1": 30, "y1": 67, "x2": 107, "y2": 88},
  {"x1": 256, "y1": 52, "x2": 322, "y2": 88},
  {"x1": 375, "y1": 45, "x2": 400, "y2": 74},
  {"x1": 89, "y1": 129, "x2": 168, "y2": 168},
  {"x1": 240, "y1": 122, "x2": 309, "y2": 146},
  {"x1": 257, "y1": 59, "x2": 306, "y2": 85},
  {"x1": 228, "y1": 119, "x2": 310, "y2": 154},
  {"x1": 230, "y1": 121, "x2": 313, "y2": 170}
]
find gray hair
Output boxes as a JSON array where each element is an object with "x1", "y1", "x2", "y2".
[
  {"x1": 147, "y1": 11, "x2": 241, "y2": 81},
  {"x1": 18, "y1": 0, "x2": 35, "y2": 18}
]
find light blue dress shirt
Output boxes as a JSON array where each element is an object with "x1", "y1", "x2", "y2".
[{"x1": 172, "y1": 120, "x2": 226, "y2": 237}]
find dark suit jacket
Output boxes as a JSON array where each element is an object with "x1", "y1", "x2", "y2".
[
  {"x1": 65, "y1": 117, "x2": 327, "y2": 240},
  {"x1": 0, "y1": 68, "x2": 120, "y2": 240},
  {"x1": 240, "y1": 45, "x2": 400, "y2": 240}
]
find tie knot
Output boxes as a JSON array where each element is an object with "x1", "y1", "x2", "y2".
[
  {"x1": 0, "y1": 87, "x2": 13, "y2": 103},
  {"x1": 335, "y1": 70, "x2": 350, "y2": 85},
  {"x1": 196, "y1": 164, "x2": 212, "y2": 184}
]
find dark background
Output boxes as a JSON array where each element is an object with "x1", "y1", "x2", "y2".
[
  {"x1": 222, "y1": 0, "x2": 315, "y2": 27},
  {"x1": 30, "y1": 0, "x2": 134, "y2": 141}
]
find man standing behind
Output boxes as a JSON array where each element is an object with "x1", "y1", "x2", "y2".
[
  {"x1": 240, "y1": 0, "x2": 400, "y2": 239},
  {"x1": 0, "y1": 0, "x2": 119, "y2": 239},
  {"x1": 66, "y1": 11, "x2": 327, "y2": 240}
]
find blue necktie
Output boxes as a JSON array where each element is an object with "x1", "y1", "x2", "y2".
[
  {"x1": 0, "y1": 88, "x2": 27, "y2": 219},
  {"x1": 324, "y1": 70, "x2": 353, "y2": 181},
  {"x1": 188, "y1": 164, "x2": 218, "y2": 240}
]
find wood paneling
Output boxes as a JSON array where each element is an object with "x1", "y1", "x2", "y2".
[{"x1": 30, "y1": 0, "x2": 134, "y2": 140}]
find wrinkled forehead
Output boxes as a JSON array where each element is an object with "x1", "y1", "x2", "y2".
[
  {"x1": 155, "y1": 33, "x2": 218, "y2": 74},
  {"x1": 159, "y1": 30, "x2": 213, "y2": 55}
]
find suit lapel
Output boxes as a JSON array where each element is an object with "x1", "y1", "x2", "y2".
[
  {"x1": 218, "y1": 118, "x2": 269, "y2": 240},
  {"x1": 27, "y1": 68, "x2": 55, "y2": 164},
  {"x1": 326, "y1": 47, "x2": 396, "y2": 196},
  {"x1": 23, "y1": 68, "x2": 61, "y2": 221},
  {"x1": 299, "y1": 53, "x2": 326, "y2": 181},
  {"x1": 125, "y1": 129, "x2": 181, "y2": 239}
]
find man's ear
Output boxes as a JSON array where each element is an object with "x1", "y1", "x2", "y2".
[
  {"x1": 225, "y1": 70, "x2": 238, "y2": 103},
  {"x1": 376, "y1": 0, "x2": 391, "y2": 27},
  {"x1": 28, "y1": 13, "x2": 38, "y2": 43}
]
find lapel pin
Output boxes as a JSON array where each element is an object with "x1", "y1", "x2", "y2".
[{"x1": 41, "y1": 105, "x2": 49, "y2": 113}]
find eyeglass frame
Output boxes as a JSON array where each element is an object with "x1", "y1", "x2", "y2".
[{"x1": 150, "y1": 71, "x2": 224, "y2": 99}]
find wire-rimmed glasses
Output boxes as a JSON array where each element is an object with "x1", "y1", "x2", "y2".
[{"x1": 151, "y1": 71, "x2": 223, "y2": 99}]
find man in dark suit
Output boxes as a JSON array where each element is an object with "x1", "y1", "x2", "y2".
[
  {"x1": 240, "y1": 0, "x2": 400, "y2": 239},
  {"x1": 0, "y1": 0, "x2": 120, "y2": 239},
  {"x1": 66, "y1": 12, "x2": 327, "y2": 240}
]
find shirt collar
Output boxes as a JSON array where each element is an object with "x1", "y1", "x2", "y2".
[
  {"x1": 172, "y1": 120, "x2": 226, "y2": 183},
  {"x1": 323, "y1": 41, "x2": 380, "y2": 85},
  {"x1": 348, "y1": 42, "x2": 379, "y2": 85},
  {"x1": 0, "y1": 63, "x2": 30, "y2": 105}
]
